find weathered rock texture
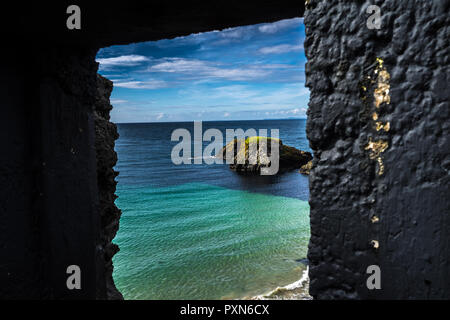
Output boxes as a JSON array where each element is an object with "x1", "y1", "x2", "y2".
[
  {"x1": 219, "y1": 137, "x2": 312, "y2": 174},
  {"x1": 0, "y1": 45, "x2": 103, "y2": 299},
  {"x1": 305, "y1": 0, "x2": 450, "y2": 299},
  {"x1": 299, "y1": 160, "x2": 313, "y2": 175},
  {"x1": 1, "y1": 0, "x2": 449, "y2": 300},
  {"x1": 0, "y1": 1, "x2": 306, "y2": 300},
  {"x1": 93, "y1": 75, "x2": 123, "y2": 300}
]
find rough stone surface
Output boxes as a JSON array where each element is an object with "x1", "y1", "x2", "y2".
[
  {"x1": 299, "y1": 160, "x2": 313, "y2": 175},
  {"x1": 93, "y1": 75, "x2": 123, "y2": 300},
  {"x1": 1, "y1": 0, "x2": 449, "y2": 300},
  {"x1": 0, "y1": 45, "x2": 102, "y2": 299},
  {"x1": 305, "y1": 0, "x2": 450, "y2": 299},
  {"x1": 219, "y1": 138, "x2": 312, "y2": 174},
  {"x1": 0, "y1": 0, "x2": 306, "y2": 300}
]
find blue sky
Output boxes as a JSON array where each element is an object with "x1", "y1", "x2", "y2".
[{"x1": 96, "y1": 18, "x2": 308, "y2": 123}]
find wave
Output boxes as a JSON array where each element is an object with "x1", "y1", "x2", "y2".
[
  {"x1": 250, "y1": 267, "x2": 312, "y2": 300},
  {"x1": 188, "y1": 156, "x2": 217, "y2": 160}
]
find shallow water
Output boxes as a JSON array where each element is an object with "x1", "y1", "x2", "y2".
[{"x1": 113, "y1": 119, "x2": 311, "y2": 299}]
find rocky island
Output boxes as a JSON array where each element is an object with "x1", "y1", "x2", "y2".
[
  {"x1": 299, "y1": 160, "x2": 313, "y2": 175},
  {"x1": 218, "y1": 136, "x2": 312, "y2": 175}
]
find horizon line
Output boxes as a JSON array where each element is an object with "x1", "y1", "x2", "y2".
[{"x1": 114, "y1": 117, "x2": 307, "y2": 124}]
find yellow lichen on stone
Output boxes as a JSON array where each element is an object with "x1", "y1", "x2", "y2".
[
  {"x1": 376, "y1": 157, "x2": 385, "y2": 175},
  {"x1": 362, "y1": 58, "x2": 391, "y2": 177},
  {"x1": 374, "y1": 58, "x2": 391, "y2": 108},
  {"x1": 375, "y1": 121, "x2": 390, "y2": 132},
  {"x1": 374, "y1": 72, "x2": 390, "y2": 108},
  {"x1": 371, "y1": 240, "x2": 379, "y2": 249},
  {"x1": 365, "y1": 138, "x2": 389, "y2": 159}
]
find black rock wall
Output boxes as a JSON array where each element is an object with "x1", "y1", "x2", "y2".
[
  {"x1": 0, "y1": 48, "x2": 43, "y2": 299},
  {"x1": 0, "y1": 0, "x2": 306, "y2": 300},
  {"x1": 1, "y1": 0, "x2": 449, "y2": 300},
  {"x1": 0, "y1": 44, "x2": 102, "y2": 299},
  {"x1": 305, "y1": 0, "x2": 450, "y2": 299},
  {"x1": 93, "y1": 75, "x2": 123, "y2": 300}
]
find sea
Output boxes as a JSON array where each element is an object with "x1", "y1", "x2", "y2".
[{"x1": 112, "y1": 119, "x2": 311, "y2": 300}]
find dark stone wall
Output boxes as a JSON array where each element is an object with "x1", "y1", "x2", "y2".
[
  {"x1": 0, "y1": 45, "x2": 102, "y2": 299},
  {"x1": 305, "y1": 0, "x2": 450, "y2": 299},
  {"x1": 93, "y1": 75, "x2": 123, "y2": 300},
  {"x1": 0, "y1": 45, "x2": 123, "y2": 299},
  {"x1": 3, "y1": 1, "x2": 303, "y2": 48},
  {"x1": 1, "y1": 0, "x2": 448, "y2": 299},
  {"x1": 0, "y1": 48, "x2": 43, "y2": 299},
  {"x1": 0, "y1": 0, "x2": 306, "y2": 300}
]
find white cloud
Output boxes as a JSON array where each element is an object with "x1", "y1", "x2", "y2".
[
  {"x1": 178, "y1": 84, "x2": 309, "y2": 115},
  {"x1": 259, "y1": 44, "x2": 303, "y2": 54},
  {"x1": 110, "y1": 99, "x2": 128, "y2": 104},
  {"x1": 149, "y1": 58, "x2": 206, "y2": 73},
  {"x1": 262, "y1": 107, "x2": 308, "y2": 118},
  {"x1": 220, "y1": 28, "x2": 246, "y2": 39},
  {"x1": 256, "y1": 63, "x2": 294, "y2": 69},
  {"x1": 113, "y1": 79, "x2": 168, "y2": 89},
  {"x1": 258, "y1": 18, "x2": 303, "y2": 34},
  {"x1": 96, "y1": 55, "x2": 150, "y2": 67},
  {"x1": 148, "y1": 58, "x2": 269, "y2": 81},
  {"x1": 208, "y1": 68, "x2": 268, "y2": 81}
]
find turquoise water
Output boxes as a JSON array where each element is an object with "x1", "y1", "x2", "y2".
[
  {"x1": 114, "y1": 183, "x2": 309, "y2": 299},
  {"x1": 112, "y1": 120, "x2": 311, "y2": 299}
]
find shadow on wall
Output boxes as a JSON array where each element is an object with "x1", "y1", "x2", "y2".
[{"x1": 1, "y1": 0, "x2": 449, "y2": 300}]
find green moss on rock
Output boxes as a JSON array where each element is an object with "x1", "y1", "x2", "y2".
[{"x1": 218, "y1": 136, "x2": 312, "y2": 175}]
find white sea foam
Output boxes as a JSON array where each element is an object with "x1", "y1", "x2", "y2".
[
  {"x1": 251, "y1": 266, "x2": 311, "y2": 300},
  {"x1": 188, "y1": 156, "x2": 216, "y2": 160}
]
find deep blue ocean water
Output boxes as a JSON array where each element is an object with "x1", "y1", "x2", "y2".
[{"x1": 113, "y1": 119, "x2": 311, "y2": 299}]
